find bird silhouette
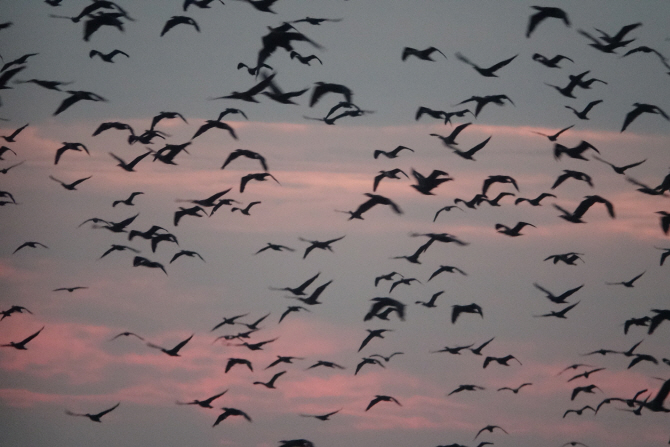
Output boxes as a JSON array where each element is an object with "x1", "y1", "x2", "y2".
[
  {"x1": 212, "y1": 407, "x2": 252, "y2": 426},
  {"x1": 373, "y1": 145, "x2": 414, "y2": 159},
  {"x1": 176, "y1": 390, "x2": 227, "y2": 408},
  {"x1": 433, "y1": 205, "x2": 463, "y2": 222},
  {"x1": 450, "y1": 136, "x2": 492, "y2": 161},
  {"x1": 358, "y1": 329, "x2": 392, "y2": 352},
  {"x1": 0, "y1": 305, "x2": 32, "y2": 321},
  {"x1": 554, "y1": 141, "x2": 599, "y2": 160},
  {"x1": 448, "y1": 384, "x2": 485, "y2": 396},
  {"x1": 231, "y1": 201, "x2": 261, "y2": 215},
  {"x1": 183, "y1": 0, "x2": 225, "y2": 11},
  {"x1": 99, "y1": 244, "x2": 140, "y2": 259},
  {"x1": 112, "y1": 192, "x2": 144, "y2": 207},
  {"x1": 240, "y1": 172, "x2": 279, "y2": 193},
  {"x1": 255, "y1": 243, "x2": 295, "y2": 255},
  {"x1": 54, "y1": 90, "x2": 107, "y2": 116},
  {"x1": 606, "y1": 271, "x2": 645, "y2": 287},
  {"x1": 470, "y1": 337, "x2": 495, "y2": 356},
  {"x1": 53, "y1": 287, "x2": 87, "y2": 293},
  {"x1": 532, "y1": 124, "x2": 574, "y2": 141},
  {"x1": 1, "y1": 326, "x2": 44, "y2": 349},
  {"x1": 13, "y1": 241, "x2": 48, "y2": 254},
  {"x1": 289, "y1": 51, "x2": 322, "y2": 66},
  {"x1": 526, "y1": 6, "x2": 570, "y2": 37},
  {"x1": 483, "y1": 355, "x2": 522, "y2": 368},
  {"x1": 474, "y1": 424, "x2": 509, "y2": 439},
  {"x1": 292, "y1": 280, "x2": 333, "y2": 305},
  {"x1": 455, "y1": 52, "x2": 518, "y2": 77},
  {"x1": 402, "y1": 46, "x2": 447, "y2": 61},
  {"x1": 365, "y1": 395, "x2": 401, "y2": 411},
  {"x1": 299, "y1": 236, "x2": 345, "y2": 259},
  {"x1": 221, "y1": 149, "x2": 268, "y2": 171},
  {"x1": 170, "y1": 250, "x2": 205, "y2": 264},
  {"x1": 430, "y1": 122, "x2": 472, "y2": 146},
  {"x1": 373, "y1": 169, "x2": 408, "y2": 192},
  {"x1": 65, "y1": 403, "x2": 119, "y2": 422},
  {"x1": 89, "y1": 49, "x2": 129, "y2": 62},
  {"x1": 338, "y1": 193, "x2": 402, "y2": 220},
  {"x1": 0, "y1": 160, "x2": 25, "y2": 174},
  {"x1": 568, "y1": 368, "x2": 605, "y2": 382},
  {"x1": 306, "y1": 360, "x2": 345, "y2": 370},
  {"x1": 495, "y1": 222, "x2": 535, "y2": 236},
  {"x1": 300, "y1": 409, "x2": 342, "y2": 421},
  {"x1": 253, "y1": 370, "x2": 287, "y2": 388},
  {"x1": 210, "y1": 73, "x2": 276, "y2": 102},
  {"x1": 225, "y1": 357, "x2": 253, "y2": 373},
  {"x1": 563, "y1": 405, "x2": 596, "y2": 418},
  {"x1": 410, "y1": 169, "x2": 453, "y2": 195},
  {"x1": 565, "y1": 100, "x2": 603, "y2": 120},
  {"x1": 161, "y1": 16, "x2": 200, "y2": 36},
  {"x1": 278, "y1": 305, "x2": 309, "y2": 323},
  {"x1": 534, "y1": 301, "x2": 580, "y2": 319},
  {"x1": 571, "y1": 384, "x2": 602, "y2": 401},
  {"x1": 0, "y1": 123, "x2": 28, "y2": 142},
  {"x1": 498, "y1": 383, "x2": 532, "y2": 393},
  {"x1": 452, "y1": 303, "x2": 483, "y2": 323},
  {"x1": 534, "y1": 283, "x2": 583, "y2": 304},
  {"x1": 593, "y1": 155, "x2": 646, "y2": 174},
  {"x1": 270, "y1": 272, "x2": 320, "y2": 296},
  {"x1": 621, "y1": 103, "x2": 669, "y2": 132},
  {"x1": 265, "y1": 355, "x2": 304, "y2": 369},
  {"x1": 551, "y1": 170, "x2": 593, "y2": 189},
  {"x1": 554, "y1": 195, "x2": 615, "y2": 223},
  {"x1": 532, "y1": 53, "x2": 574, "y2": 68},
  {"x1": 309, "y1": 82, "x2": 353, "y2": 107},
  {"x1": 416, "y1": 291, "x2": 443, "y2": 308},
  {"x1": 109, "y1": 331, "x2": 144, "y2": 342},
  {"x1": 49, "y1": 175, "x2": 92, "y2": 191},
  {"x1": 146, "y1": 334, "x2": 193, "y2": 356}
]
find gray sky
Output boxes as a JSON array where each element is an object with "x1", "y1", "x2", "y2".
[{"x1": 1, "y1": 1, "x2": 670, "y2": 447}]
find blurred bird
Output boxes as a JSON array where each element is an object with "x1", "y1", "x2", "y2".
[
  {"x1": 621, "y1": 103, "x2": 669, "y2": 132},
  {"x1": 146, "y1": 334, "x2": 193, "y2": 356},
  {"x1": 65, "y1": 403, "x2": 119, "y2": 422},
  {"x1": 402, "y1": 46, "x2": 446, "y2": 61},
  {"x1": 161, "y1": 16, "x2": 200, "y2": 36},
  {"x1": 373, "y1": 145, "x2": 414, "y2": 159},
  {"x1": 1, "y1": 326, "x2": 43, "y2": 350},
  {"x1": 176, "y1": 390, "x2": 227, "y2": 408},
  {"x1": 365, "y1": 395, "x2": 401, "y2": 411},
  {"x1": 455, "y1": 52, "x2": 518, "y2": 77},
  {"x1": 253, "y1": 370, "x2": 286, "y2": 388},
  {"x1": 213, "y1": 407, "x2": 252, "y2": 426},
  {"x1": 526, "y1": 6, "x2": 570, "y2": 37},
  {"x1": 89, "y1": 49, "x2": 128, "y2": 62},
  {"x1": 452, "y1": 303, "x2": 483, "y2": 323}
]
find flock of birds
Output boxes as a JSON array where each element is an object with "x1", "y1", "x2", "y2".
[{"x1": 1, "y1": 2, "x2": 670, "y2": 447}]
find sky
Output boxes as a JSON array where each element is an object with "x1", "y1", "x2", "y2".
[{"x1": 1, "y1": 1, "x2": 670, "y2": 446}]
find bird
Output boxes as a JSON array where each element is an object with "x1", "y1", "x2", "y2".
[
  {"x1": 0, "y1": 66, "x2": 26, "y2": 90},
  {"x1": 370, "y1": 352, "x2": 404, "y2": 363},
  {"x1": 658, "y1": 211, "x2": 670, "y2": 235},
  {"x1": 146, "y1": 334, "x2": 193, "y2": 356},
  {"x1": 241, "y1": 313, "x2": 271, "y2": 331},
  {"x1": 452, "y1": 303, "x2": 483, "y2": 323},
  {"x1": 410, "y1": 169, "x2": 453, "y2": 195},
  {"x1": 448, "y1": 384, "x2": 485, "y2": 396},
  {"x1": 534, "y1": 301, "x2": 580, "y2": 319},
  {"x1": 364, "y1": 297, "x2": 406, "y2": 322},
  {"x1": 300, "y1": 409, "x2": 342, "y2": 421},
  {"x1": 532, "y1": 125, "x2": 574, "y2": 141},
  {"x1": 221, "y1": 149, "x2": 268, "y2": 171},
  {"x1": 150, "y1": 111, "x2": 188, "y2": 130},
  {"x1": 593, "y1": 155, "x2": 646, "y2": 174},
  {"x1": 432, "y1": 344, "x2": 473, "y2": 355},
  {"x1": 293, "y1": 280, "x2": 333, "y2": 305},
  {"x1": 112, "y1": 192, "x2": 144, "y2": 207},
  {"x1": 624, "y1": 316, "x2": 652, "y2": 334},
  {"x1": 433, "y1": 205, "x2": 463, "y2": 221},
  {"x1": 65, "y1": 403, "x2": 120, "y2": 422},
  {"x1": 270, "y1": 272, "x2": 320, "y2": 296},
  {"x1": 53, "y1": 90, "x2": 107, "y2": 116},
  {"x1": 416, "y1": 291, "x2": 443, "y2": 308},
  {"x1": 571, "y1": 384, "x2": 602, "y2": 401},
  {"x1": 0, "y1": 160, "x2": 25, "y2": 174},
  {"x1": 52, "y1": 287, "x2": 87, "y2": 293},
  {"x1": 240, "y1": 172, "x2": 280, "y2": 193},
  {"x1": 533, "y1": 283, "x2": 584, "y2": 304},
  {"x1": 565, "y1": 100, "x2": 603, "y2": 120},
  {"x1": 309, "y1": 82, "x2": 353, "y2": 107},
  {"x1": 0, "y1": 123, "x2": 28, "y2": 142},
  {"x1": 449, "y1": 136, "x2": 492, "y2": 161},
  {"x1": 483, "y1": 355, "x2": 522, "y2": 368},
  {"x1": 170, "y1": 250, "x2": 205, "y2": 264},
  {"x1": 626, "y1": 178, "x2": 664, "y2": 199},
  {"x1": 225, "y1": 358, "x2": 253, "y2": 373},
  {"x1": 621, "y1": 45, "x2": 670, "y2": 69},
  {"x1": 606, "y1": 271, "x2": 645, "y2": 287},
  {"x1": 209, "y1": 73, "x2": 276, "y2": 102},
  {"x1": 176, "y1": 390, "x2": 228, "y2": 408},
  {"x1": 174, "y1": 206, "x2": 206, "y2": 226},
  {"x1": 1, "y1": 53, "x2": 38, "y2": 72},
  {"x1": 255, "y1": 243, "x2": 295, "y2": 255},
  {"x1": 455, "y1": 52, "x2": 518, "y2": 77},
  {"x1": 109, "y1": 332, "x2": 144, "y2": 342},
  {"x1": 13, "y1": 241, "x2": 48, "y2": 254},
  {"x1": 374, "y1": 145, "x2": 414, "y2": 159},
  {"x1": 402, "y1": 46, "x2": 446, "y2": 61},
  {"x1": 526, "y1": 6, "x2": 570, "y2": 37},
  {"x1": 161, "y1": 16, "x2": 200, "y2": 36},
  {"x1": 99, "y1": 244, "x2": 140, "y2": 259},
  {"x1": 192, "y1": 120, "x2": 237, "y2": 140},
  {"x1": 0, "y1": 305, "x2": 32, "y2": 321},
  {"x1": 365, "y1": 395, "x2": 401, "y2": 411},
  {"x1": 253, "y1": 370, "x2": 287, "y2": 388},
  {"x1": 498, "y1": 383, "x2": 532, "y2": 393},
  {"x1": 428, "y1": 265, "x2": 467, "y2": 281},
  {"x1": 634, "y1": 377, "x2": 670, "y2": 412},
  {"x1": 338, "y1": 193, "x2": 403, "y2": 220},
  {"x1": 237, "y1": 337, "x2": 278, "y2": 351},
  {"x1": 211, "y1": 314, "x2": 249, "y2": 332},
  {"x1": 554, "y1": 195, "x2": 615, "y2": 223},
  {"x1": 470, "y1": 337, "x2": 495, "y2": 356},
  {"x1": 495, "y1": 222, "x2": 535, "y2": 236},
  {"x1": 515, "y1": 192, "x2": 556, "y2": 206},
  {"x1": 568, "y1": 368, "x2": 605, "y2": 382},
  {"x1": 289, "y1": 51, "x2": 322, "y2": 65},
  {"x1": 54, "y1": 142, "x2": 89, "y2": 165},
  {"x1": 231, "y1": 201, "x2": 261, "y2": 216},
  {"x1": 306, "y1": 360, "x2": 345, "y2": 370},
  {"x1": 482, "y1": 175, "x2": 519, "y2": 195},
  {"x1": 0, "y1": 146, "x2": 17, "y2": 160},
  {"x1": 532, "y1": 53, "x2": 574, "y2": 68},
  {"x1": 299, "y1": 236, "x2": 345, "y2": 259},
  {"x1": 212, "y1": 407, "x2": 252, "y2": 426},
  {"x1": 563, "y1": 405, "x2": 596, "y2": 418},
  {"x1": 551, "y1": 170, "x2": 593, "y2": 189},
  {"x1": 132, "y1": 256, "x2": 167, "y2": 274},
  {"x1": 278, "y1": 305, "x2": 309, "y2": 323},
  {"x1": 183, "y1": 0, "x2": 225, "y2": 11},
  {"x1": 1, "y1": 326, "x2": 44, "y2": 349},
  {"x1": 474, "y1": 425, "x2": 509, "y2": 439},
  {"x1": 430, "y1": 122, "x2": 472, "y2": 146},
  {"x1": 577, "y1": 29, "x2": 636, "y2": 54},
  {"x1": 621, "y1": 103, "x2": 669, "y2": 132},
  {"x1": 50, "y1": 175, "x2": 92, "y2": 191},
  {"x1": 373, "y1": 169, "x2": 408, "y2": 192},
  {"x1": 89, "y1": 49, "x2": 129, "y2": 62},
  {"x1": 265, "y1": 355, "x2": 304, "y2": 369},
  {"x1": 554, "y1": 141, "x2": 599, "y2": 160},
  {"x1": 358, "y1": 329, "x2": 392, "y2": 352}
]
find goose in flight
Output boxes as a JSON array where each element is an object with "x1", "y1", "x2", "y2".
[
  {"x1": 0, "y1": 146, "x2": 17, "y2": 159},
  {"x1": 620, "y1": 103, "x2": 669, "y2": 132},
  {"x1": 109, "y1": 331, "x2": 144, "y2": 342},
  {"x1": 150, "y1": 111, "x2": 188, "y2": 130},
  {"x1": 1, "y1": 53, "x2": 38, "y2": 72},
  {"x1": 1, "y1": 326, "x2": 44, "y2": 349},
  {"x1": 255, "y1": 243, "x2": 295, "y2": 255},
  {"x1": 532, "y1": 124, "x2": 574, "y2": 141},
  {"x1": 211, "y1": 313, "x2": 249, "y2": 331},
  {"x1": 338, "y1": 193, "x2": 402, "y2": 220},
  {"x1": 183, "y1": 0, "x2": 225, "y2": 11},
  {"x1": 526, "y1": 6, "x2": 570, "y2": 37},
  {"x1": 112, "y1": 192, "x2": 144, "y2": 207},
  {"x1": 515, "y1": 192, "x2": 556, "y2": 206},
  {"x1": 174, "y1": 206, "x2": 206, "y2": 226},
  {"x1": 470, "y1": 337, "x2": 495, "y2": 356},
  {"x1": 192, "y1": 120, "x2": 237, "y2": 140},
  {"x1": 161, "y1": 16, "x2": 200, "y2": 36},
  {"x1": 450, "y1": 136, "x2": 492, "y2": 161},
  {"x1": 567, "y1": 367, "x2": 605, "y2": 382},
  {"x1": 306, "y1": 360, "x2": 346, "y2": 370},
  {"x1": 551, "y1": 170, "x2": 593, "y2": 189},
  {"x1": 483, "y1": 355, "x2": 522, "y2": 368},
  {"x1": 571, "y1": 384, "x2": 602, "y2": 401},
  {"x1": 213, "y1": 407, "x2": 252, "y2": 426},
  {"x1": 299, "y1": 236, "x2": 345, "y2": 259},
  {"x1": 533, "y1": 283, "x2": 583, "y2": 304},
  {"x1": 374, "y1": 145, "x2": 414, "y2": 159},
  {"x1": 293, "y1": 280, "x2": 333, "y2": 305},
  {"x1": 498, "y1": 383, "x2": 532, "y2": 394},
  {"x1": 54, "y1": 142, "x2": 89, "y2": 165},
  {"x1": 0, "y1": 160, "x2": 25, "y2": 174},
  {"x1": 358, "y1": 329, "x2": 392, "y2": 352},
  {"x1": 433, "y1": 205, "x2": 463, "y2": 221},
  {"x1": 402, "y1": 46, "x2": 446, "y2": 61},
  {"x1": 133, "y1": 256, "x2": 167, "y2": 275},
  {"x1": 53, "y1": 90, "x2": 107, "y2": 116},
  {"x1": 565, "y1": 100, "x2": 603, "y2": 120},
  {"x1": 0, "y1": 123, "x2": 28, "y2": 142},
  {"x1": 606, "y1": 271, "x2": 645, "y2": 287},
  {"x1": 365, "y1": 395, "x2": 401, "y2": 411},
  {"x1": 428, "y1": 265, "x2": 467, "y2": 281},
  {"x1": 309, "y1": 82, "x2": 353, "y2": 107},
  {"x1": 99, "y1": 244, "x2": 140, "y2": 259},
  {"x1": 373, "y1": 169, "x2": 408, "y2": 192},
  {"x1": 495, "y1": 222, "x2": 535, "y2": 236},
  {"x1": 563, "y1": 405, "x2": 596, "y2": 418},
  {"x1": 89, "y1": 49, "x2": 128, "y2": 62},
  {"x1": 270, "y1": 272, "x2": 320, "y2": 296},
  {"x1": 146, "y1": 334, "x2": 193, "y2": 356},
  {"x1": 50, "y1": 175, "x2": 92, "y2": 191},
  {"x1": 109, "y1": 151, "x2": 152, "y2": 172},
  {"x1": 222, "y1": 149, "x2": 268, "y2": 171},
  {"x1": 231, "y1": 201, "x2": 261, "y2": 216},
  {"x1": 410, "y1": 169, "x2": 453, "y2": 195},
  {"x1": 454, "y1": 94, "x2": 514, "y2": 118},
  {"x1": 430, "y1": 122, "x2": 471, "y2": 146},
  {"x1": 553, "y1": 195, "x2": 615, "y2": 223},
  {"x1": 53, "y1": 287, "x2": 87, "y2": 293},
  {"x1": 225, "y1": 357, "x2": 253, "y2": 373},
  {"x1": 170, "y1": 250, "x2": 205, "y2": 263},
  {"x1": 621, "y1": 45, "x2": 670, "y2": 69},
  {"x1": 534, "y1": 301, "x2": 580, "y2": 319},
  {"x1": 415, "y1": 291, "x2": 443, "y2": 308},
  {"x1": 65, "y1": 403, "x2": 119, "y2": 422},
  {"x1": 532, "y1": 53, "x2": 573, "y2": 68},
  {"x1": 452, "y1": 303, "x2": 483, "y2": 323},
  {"x1": 176, "y1": 390, "x2": 228, "y2": 408},
  {"x1": 240, "y1": 172, "x2": 279, "y2": 193},
  {"x1": 448, "y1": 384, "x2": 484, "y2": 396},
  {"x1": 593, "y1": 155, "x2": 646, "y2": 175},
  {"x1": 300, "y1": 409, "x2": 342, "y2": 421},
  {"x1": 474, "y1": 424, "x2": 509, "y2": 439},
  {"x1": 289, "y1": 51, "x2": 322, "y2": 66},
  {"x1": 0, "y1": 305, "x2": 32, "y2": 320},
  {"x1": 13, "y1": 241, "x2": 48, "y2": 254},
  {"x1": 278, "y1": 305, "x2": 309, "y2": 323},
  {"x1": 253, "y1": 370, "x2": 286, "y2": 388},
  {"x1": 209, "y1": 73, "x2": 276, "y2": 102},
  {"x1": 455, "y1": 52, "x2": 518, "y2": 77},
  {"x1": 553, "y1": 141, "x2": 599, "y2": 160}
]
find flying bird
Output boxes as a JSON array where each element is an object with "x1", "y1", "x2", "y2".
[
  {"x1": 455, "y1": 52, "x2": 518, "y2": 77},
  {"x1": 365, "y1": 395, "x2": 401, "y2": 411},
  {"x1": 452, "y1": 303, "x2": 483, "y2": 323},
  {"x1": 474, "y1": 424, "x2": 509, "y2": 439},
  {"x1": 176, "y1": 390, "x2": 228, "y2": 408},
  {"x1": 299, "y1": 236, "x2": 345, "y2": 259},
  {"x1": 300, "y1": 409, "x2": 342, "y2": 421},
  {"x1": 554, "y1": 141, "x2": 599, "y2": 160},
  {"x1": 161, "y1": 16, "x2": 200, "y2": 36},
  {"x1": 526, "y1": 6, "x2": 570, "y2": 37},
  {"x1": 402, "y1": 46, "x2": 447, "y2": 61},
  {"x1": 534, "y1": 301, "x2": 580, "y2": 319},
  {"x1": 89, "y1": 49, "x2": 128, "y2": 62},
  {"x1": 565, "y1": 100, "x2": 603, "y2": 120},
  {"x1": 483, "y1": 355, "x2": 522, "y2": 368},
  {"x1": 13, "y1": 241, "x2": 48, "y2": 254},
  {"x1": 1, "y1": 326, "x2": 44, "y2": 349},
  {"x1": 54, "y1": 90, "x2": 107, "y2": 116},
  {"x1": 212, "y1": 407, "x2": 252, "y2": 426},
  {"x1": 554, "y1": 195, "x2": 615, "y2": 223},
  {"x1": 593, "y1": 155, "x2": 646, "y2": 175},
  {"x1": 551, "y1": 170, "x2": 593, "y2": 189},
  {"x1": 253, "y1": 370, "x2": 287, "y2": 388},
  {"x1": 65, "y1": 403, "x2": 120, "y2": 422},
  {"x1": 532, "y1": 53, "x2": 574, "y2": 68},
  {"x1": 373, "y1": 145, "x2": 414, "y2": 159},
  {"x1": 113, "y1": 192, "x2": 144, "y2": 207},
  {"x1": 621, "y1": 103, "x2": 669, "y2": 132},
  {"x1": 606, "y1": 271, "x2": 645, "y2": 287},
  {"x1": 240, "y1": 172, "x2": 279, "y2": 193},
  {"x1": 495, "y1": 221, "x2": 535, "y2": 236},
  {"x1": 498, "y1": 383, "x2": 532, "y2": 393},
  {"x1": 0, "y1": 123, "x2": 28, "y2": 142},
  {"x1": 222, "y1": 149, "x2": 268, "y2": 171},
  {"x1": 534, "y1": 283, "x2": 584, "y2": 304},
  {"x1": 146, "y1": 334, "x2": 193, "y2": 356}
]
